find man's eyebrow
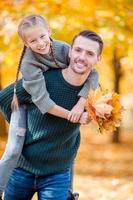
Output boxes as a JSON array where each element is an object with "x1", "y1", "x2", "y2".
[
  {"x1": 74, "y1": 46, "x2": 97, "y2": 54},
  {"x1": 87, "y1": 50, "x2": 95, "y2": 54},
  {"x1": 75, "y1": 46, "x2": 81, "y2": 49}
]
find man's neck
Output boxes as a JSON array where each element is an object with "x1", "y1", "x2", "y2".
[{"x1": 62, "y1": 68, "x2": 90, "y2": 86}]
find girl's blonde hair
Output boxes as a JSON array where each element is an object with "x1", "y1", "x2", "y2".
[
  {"x1": 11, "y1": 14, "x2": 61, "y2": 111},
  {"x1": 18, "y1": 14, "x2": 48, "y2": 42}
]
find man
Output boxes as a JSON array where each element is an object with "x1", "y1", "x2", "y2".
[{"x1": 0, "y1": 30, "x2": 103, "y2": 200}]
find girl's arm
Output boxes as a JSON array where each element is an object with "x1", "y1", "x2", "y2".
[
  {"x1": 20, "y1": 41, "x2": 70, "y2": 115},
  {"x1": 48, "y1": 105, "x2": 69, "y2": 119},
  {"x1": 20, "y1": 42, "x2": 99, "y2": 123},
  {"x1": 20, "y1": 48, "x2": 56, "y2": 114},
  {"x1": 0, "y1": 79, "x2": 70, "y2": 122},
  {"x1": 78, "y1": 68, "x2": 99, "y2": 97}
]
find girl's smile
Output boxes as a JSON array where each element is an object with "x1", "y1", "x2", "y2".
[{"x1": 24, "y1": 24, "x2": 51, "y2": 55}]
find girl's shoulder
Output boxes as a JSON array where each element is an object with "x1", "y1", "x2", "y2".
[
  {"x1": 53, "y1": 39, "x2": 70, "y2": 49},
  {"x1": 52, "y1": 40, "x2": 70, "y2": 65}
]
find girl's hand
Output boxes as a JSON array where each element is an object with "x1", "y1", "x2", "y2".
[
  {"x1": 67, "y1": 105, "x2": 84, "y2": 123},
  {"x1": 67, "y1": 97, "x2": 86, "y2": 123}
]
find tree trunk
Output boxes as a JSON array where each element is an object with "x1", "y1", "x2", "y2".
[
  {"x1": 112, "y1": 127, "x2": 120, "y2": 143},
  {"x1": 112, "y1": 48, "x2": 121, "y2": 143}
]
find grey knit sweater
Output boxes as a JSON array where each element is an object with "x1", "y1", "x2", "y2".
[{"x1": 20, "y1": 39, "x2": 99, "y2": 114}]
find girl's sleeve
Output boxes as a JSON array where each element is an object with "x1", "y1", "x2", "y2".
[
  {"x1": 20, "y1": 48, "x2": 56, "y2": 114},
  {"x1": 78, "y1": 68, "x2": 99, "y2": 98},
  {"x1": 0, "y1": 80, "x2": 31, "y2": 122},
  {"x1": 53, "y1": 40, "x2": 70, "y2": 66}
]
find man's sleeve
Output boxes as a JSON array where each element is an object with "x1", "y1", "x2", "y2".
[
  {"x1": 78, "y1": 68, "x2": 99, "y2": 98},
  {"x1": 20, "y1": 48, "x2": 56, "y2": 114},
  {"x1": 0, "y1": 79, "x2": 31, "y2": 122}
]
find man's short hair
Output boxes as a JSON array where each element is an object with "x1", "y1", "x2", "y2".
[{"x1": 72, "y1": 30, "x2": 103, "y2": 55}]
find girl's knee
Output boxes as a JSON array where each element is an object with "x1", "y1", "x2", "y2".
[
  {"x1": 3, "y1": 144, "x2": 22, "y2": 160},
  {"x1": 4, "y1": 135, "x2": 24, "y2": 160}
]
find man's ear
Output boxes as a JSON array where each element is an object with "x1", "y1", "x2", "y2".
[
  {"x1": 95, "y1": 55, "x2": 101, "y2": 65},
  {"x1": 97, "y1": 55, "x2": 101, "y2": 62},
  {"x1": 97, "y1": 55, "x2": 101, "y2": 63}
]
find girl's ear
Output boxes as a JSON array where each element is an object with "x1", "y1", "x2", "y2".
[
  {"x1": 24, "y1": 42, "x2": 29, "y2": 48},
  {"x1": 48, "y1": 26, "x2": 51, "y2": 36}
]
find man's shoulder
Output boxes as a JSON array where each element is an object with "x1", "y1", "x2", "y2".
[{"x1": 44, "y1": 68, "x2": 60, "y2": 77}]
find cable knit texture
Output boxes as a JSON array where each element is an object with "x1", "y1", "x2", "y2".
[{"x1": 0, "y1": 69, "x2": 83, "y2": 176}]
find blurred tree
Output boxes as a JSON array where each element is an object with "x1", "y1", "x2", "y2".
[
  {"x1": 0, "y1": 0, "x2": 132, "y2": 142},
  {"x1": 95, "y1": 0, "x2": 133, "y2": 143}
]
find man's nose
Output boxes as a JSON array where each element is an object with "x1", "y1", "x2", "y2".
[{"x1": 79, "y1": 51, "x2": 86, "y2": 60}]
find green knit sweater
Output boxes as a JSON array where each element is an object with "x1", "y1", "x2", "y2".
[{"x1": 0, "y1": 69, "x2": 82, "y2": 176}]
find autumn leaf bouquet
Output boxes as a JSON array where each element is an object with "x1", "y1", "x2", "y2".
[{"x1": 86, "y1": 88, "x2": 123, "y2": 134}]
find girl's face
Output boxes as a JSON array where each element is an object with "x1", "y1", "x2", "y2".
[{"x1": 24, "y1": 24, "x2": 51, "y2": 55}]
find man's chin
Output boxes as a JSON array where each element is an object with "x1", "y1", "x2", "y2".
[{"x1": 73, "y1": 69, "x2": 87, "y2": 75}]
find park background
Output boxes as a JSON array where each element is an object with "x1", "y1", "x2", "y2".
[{"x1": 0, "y1": 0, "x2": 133, "y2": 199}]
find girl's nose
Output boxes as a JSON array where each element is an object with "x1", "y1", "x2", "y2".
[{"x1": 37, "y1": 40, "x2": 44, "y2": 48}]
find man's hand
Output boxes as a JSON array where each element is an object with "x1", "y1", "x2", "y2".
[{"x1": 79, "y1": 112, "x2": 90, "y2": 124}]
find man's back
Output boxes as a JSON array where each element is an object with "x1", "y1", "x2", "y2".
[{"x1": 0, "y1": 69, "x2": 82, "y2": 176}]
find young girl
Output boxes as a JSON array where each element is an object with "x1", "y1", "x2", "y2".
[{"x1": 0, "y1": 14, "x2": 99, "y2": 199}]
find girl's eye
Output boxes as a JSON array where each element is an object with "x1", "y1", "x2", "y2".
[
  {"x1": 30, "y1": 40, "x2": 36, "y2": 43},
  {"x1": 40, "y1": 35, "x2": 45, "y2": 38}
]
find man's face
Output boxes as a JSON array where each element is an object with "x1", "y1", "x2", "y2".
[{"x1": 69, "y1": 36, "x2": 101, "y2": 75}]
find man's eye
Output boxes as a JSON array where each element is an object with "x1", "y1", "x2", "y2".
[
  {"x1": 75, "y1": 48, "x2": 81, "y2": 52},
  {"x1": 87, "y1": 52, "x2": 94, "y2": 56}
]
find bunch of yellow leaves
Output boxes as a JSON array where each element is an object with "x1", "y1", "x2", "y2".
[{"x1": 86, "y1": 88, "x2": 123, "y2": 134}]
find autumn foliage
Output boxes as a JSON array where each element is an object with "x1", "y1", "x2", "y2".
[{"x1": 86, "y1": 88, "x2": 123, "y2": 134}]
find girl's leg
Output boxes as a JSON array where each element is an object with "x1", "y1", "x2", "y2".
[{"x1": 0, "y1": 106, "x2": 27, "y2": 197}]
